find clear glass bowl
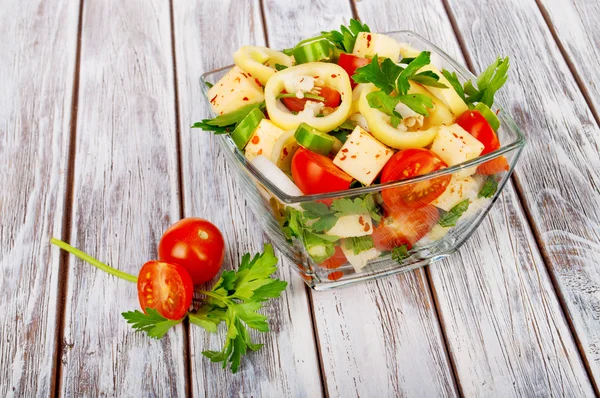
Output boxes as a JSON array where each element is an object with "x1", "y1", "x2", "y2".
[{"x1": 200, "y1": 31, "x2": 525, "y2": 290}]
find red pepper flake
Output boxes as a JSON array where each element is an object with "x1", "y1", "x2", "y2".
[
  {"x1": 243, "y1": 97, "x2": 249, "y2": 101},
  {"x1": 375, "y1": 154, "x2": 380, "y2": 158},
  {"x1": 241, "y1": 72, "x2": 248, "y2": 78},
  {"x1": 351, "y1": 155, "x2": 357, "y2": 159},
  {"x1": 257, "y1": 149, "x2": 263, "y2": 155},
  {"x1": 366, "y1": 171, "x2": 371, "y2": 174},
  {"x1": 452, "y1": 133, "x2": 459, "y2": 138},
  {"x1": 252, "y1": 135, "x2": 260, "y2": 144},
  {"x1": 314, "y1": 75, "x2": 320, "y2": 78},
  {"x1": 328, "y1": 271, "x2": 344, "y2": 281},
  {"x1": 235, "y1": 77, "x2": 241, "y2": 83},
  {"x1": 358, "y1": 216, "x2": 365, "y2": 225},
  {"x1": 248, "y1": 72, "x2": 253, "y2": 77},
  {"x1": 331, "y1": 74, "x2": 337, "y2": 78},
  {"x1": 366, "y1": 34, "x2": 372, "y2": 48},
  {"x1": 340, "y1": 155, "x2": 347, "y2": 161},
  {"x1": 364, "y1": 223, "x2": 371, "y2": 232},
  {"x1": 210, "y1": 95, "x2": 217, "y2": 104},
  {"x1": 300, "y1": 78, "x2": 305, "y2": 82},
  {"x1": 283, "y1": 148, "x2": 288, "y2": 156},
  {"x1": 255, "y1": 78, "x2": 262, "y2": 86},
  {"x1": 341, "y1": 148, "x2": 349, "y2": 153}
]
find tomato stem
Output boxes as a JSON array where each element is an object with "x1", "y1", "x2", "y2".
[{"x1": 51, "y1": 237, "x2": 138, "y2": 283}]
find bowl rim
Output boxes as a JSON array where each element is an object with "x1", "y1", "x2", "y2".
[{"x1": 200, "y1": 30, "x2": 526, "y2": 204}]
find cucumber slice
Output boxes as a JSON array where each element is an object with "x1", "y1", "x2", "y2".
[
  {"x1": 230, "y1": 108, "x2": 264, "y2": 149},
  {"x1": 270, "y1": 130, "x2": 300, "y2": 173},
  {"x1": 474, "y1": 102, "x2": 500, "y2": 131},
  {"x1": 294, "y1": 123, "x2": 335, "y2": 155},
  {"x1": 293, "y1": 39, "x2": 335, "y2": 64}
]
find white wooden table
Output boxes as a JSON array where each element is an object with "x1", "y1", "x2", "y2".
[{"x1": 2, "y1": 0, "x2": 600, "y2": 396}]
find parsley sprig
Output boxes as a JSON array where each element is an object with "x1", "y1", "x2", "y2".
[
  {"x1": 438, "y1": 199, "x2": 470, "y2": 227},
  {"x1": 192, "y1": 102, "x2": 265, "y2": 134},
  {"x1": 321, "y1": 18, "x2": 370, "y2": 53}
]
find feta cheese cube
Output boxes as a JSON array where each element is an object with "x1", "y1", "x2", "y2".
[
  {"x1": 430, "y1": 124, "x2": 485, "y2": 179},
  {"x1": 431, "y1": 175, "x2": 480, "y2": 211},
  {"x1": 333, "y1": 126, "x2": 394, "y2": 185},
  {"x1": 325, "y1": 214, "x2": 373, "y2": 238},
  {"x1": 208, "y1": 66, "x2": 264, "y2": 115},
  {"x1": 244, "y1": 119, "x2": 286, "y2": 161},
  {"x1": 340, "y1": 241, "x2": 380, "y2": 272},
  {"x1": 353, "y1": 32, "x2": 402, "y2": 61}
]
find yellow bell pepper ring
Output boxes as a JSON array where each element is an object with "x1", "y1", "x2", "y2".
[
  {"x1": 358, "y1": 85, "x2": 440, "y2": 149},
  {"x1": 264, "y1": 62, "x2": 352, "y2": 132},
  {"x1": 233, "y1": 46, "x2": 294, "y2": 86}
]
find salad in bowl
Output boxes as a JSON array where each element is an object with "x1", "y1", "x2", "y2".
[{"x1": 196, "y1": 20, "x2": 524, "y2": 289}]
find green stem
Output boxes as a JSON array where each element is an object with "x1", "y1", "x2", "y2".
[
  {"x1": 199, "y1": 290, "x2": 232, "y2": 306},
  {"x1": 51, "y1": 237, "x2": 138, "y2": 283},
  {"x1": 277, "y1": 93, "x2": 325, "y2": 101}
]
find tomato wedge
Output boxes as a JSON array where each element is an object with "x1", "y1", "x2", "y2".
[
  {"x1": 137, "y1": 260, "x2": 194, "y2": 320},
  {"x1": 372, "y1": 205, "x2": 439, "y2": 251},
  {"x1": 281, "y1": 86, "x2": 341, "y2": 112},
  {"x1": 456, "y1": 110, "x2": 509, "y2": 174},
  {"x1": 319, "y1": 246, "x2": 347, "y2": 269},
  {"x1": 291, "y1": 147, "x2": 352, "y2": 195},
  {"x1": 337, "y1": 53, "x2": 369, "y2": 88},
  {"x1": 380, "y1": 148, "x2": 451, "y2": 210}
]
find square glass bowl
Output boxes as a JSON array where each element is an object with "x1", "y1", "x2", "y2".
[{"x1": 200, "y1": 31, "x2": 525, "y2": 290}]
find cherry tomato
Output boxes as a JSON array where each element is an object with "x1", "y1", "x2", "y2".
[
  {"x1": 337, "y1": 53, "x2": 370, "y2": 88},
  {"x1": 281, "y1": 87, "x2": 342, "y2": 112},
  {"x1": 372, "y1": 205, "x2": 439, "y2": 251},
  {"x1": 291, "y1": 147, "x2": 352, "y2": 195},
  {"x1": 158, "y1": 218, "x2": 225, "y2": 285},
  {"x1": 380, "y1": 148, "x2": 451, "y2": 210},
  {"x1": 319, "y1": 246, "x2": 347, "y2": 269},
  {"x1": 137, "y1": 260, "x2": 193, "y2": 320},
  {"x1": 456, "y1": 110, "x2": 509, "y2": 174}
]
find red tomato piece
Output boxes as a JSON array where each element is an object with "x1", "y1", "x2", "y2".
[
  {"x1": 319, "y1": 246, "x2": 347, "y2": 269},
  {"x1": 291, "y1": 147, "x2": 352, "y2": 195},
  {"x1": 337, "y1": 53, "x2": 370, "y2": 88},
  {"x1": 137, "y1": 260, "x2": 193, "y2": 320},
  {"x1": 380, "y1": 148, "x2": 451, "y2": 210},
  {"x1": 477, "y1": 156, "x2": 510, "y2": 174},
  {"x1": 372, "y1": 205, "x2": 439, "y2": 251},
  {"x1": 158, "y1": 218, "x2": 226, "y2": 285},
  {"x1": 327, "y1": 271, "x2": 344, "y2": 281},
  {"x1": 281, "y1": 87, "x2": 341, "y2": 112}
]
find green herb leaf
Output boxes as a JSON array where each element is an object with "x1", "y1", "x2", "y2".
[
  {"x1": 121, "y1": 308, "x2": 182, "y2": 339},
  {"x1": 330, "y1": 198, "x2": 367, "y2": 216},
  {"x1": 363, "y1": 193, "x2": 382, "y2": 222},
  {"x1": 353, "y1": 56, "x2": 402, "y2": 94},
  {"x1": 396, "y1": 93, "x2": 433, "y2": 116},
  {"x1": 321, "y1": 18, "x2": 370, "y2": 53},
  {"x1": 274, "y1": 63, "x2": 288, "y2": 71},
  {"x1": 189, "y1": 306, "x2": 222, "y2": 333},
  {"x1": 344, "y1": 236, "x2": 374, "y2": 255},
  {"x1": 438, "y1": 199, "x2": 470, "y2": 227},
  {"x1": 441, "y1": 69, "x2": 466, "y2": 102},
  {"x1": 476, "y1": 57, "x2": 509, "y2": 107},
  {"x1": 366, "y1": 91, "x2": 403, "y2": 127},
  {"x1": 478, "y1": 176, "x2": 499, "y2": 198},
  {"x1": 191, "y1": 102, "x2": 265, "y2": 133},
  {"x1": 391, "y1": 245, "x2": 409, "y2": 263},
  {"x1": 204, "y1": 81, "x2": 214, "y2": 89},
  {"x1": 397, "y1": 51, "x2": 431, "y2": 95},
  {"x1": 410, "y1": 71, "x2": 448, "y2": 88}
]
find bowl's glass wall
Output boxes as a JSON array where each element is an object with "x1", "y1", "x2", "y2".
[{"x1": 200, "y1": 31, "x2": 525, "y2": 289}]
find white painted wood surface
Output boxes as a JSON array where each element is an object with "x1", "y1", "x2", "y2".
[
  {"x1": 0, "y1": 0, "x2": 79, "y2": 396},
  {"x1": 58, "y1": 0, "x2": 187, "y2": 395},
  {"x1": 262, "y1": 1, "x2": 458, "y2": 396},
  {"x1": 444, "y1": 0, "x2": 600, "y2": 391},
  {"x1": 355, "y1": 0, "x2": 596, "y2": 396},
  {"x1": 172, "y1": 0, "x2": 323, "y2": 396}
]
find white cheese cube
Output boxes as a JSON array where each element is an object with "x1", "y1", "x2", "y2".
[
  {"x1": 325, "y1": 214, "x2": 373, "y2": 238},
  {"x1": 353, "y1": 32, "x2": 402, "y2": 61},
  {"x1": 244, "y1": 119, "x2": 286, "y2": 161},
  {"x1": 208, "y1": 66, "x2": 264, "y2": 115},
  {"x1": 340, "y1": 241, "x2": 380, "y2": 272},
  {"x1": 333, "y1": 126, "x2": 394, "y2": 185},
  {"x1": 431, "y1": 175, "x2": 480, "y2": 211},
  {"x1": 430, "y1": 124, "x2": 484, "y2": 179}
]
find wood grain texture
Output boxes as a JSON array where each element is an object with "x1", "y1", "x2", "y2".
[
  {"x1": 58, "y1": 0, "x2": 187, "y2": 395},
  {"x1": 262, "y1": 1, "x2": 458, "y2": 396},
  {"x1": 172, "y1": 0, "x2": 323, "y2": 396},
  {"x1": 444, "y1": 0, "x2": 600, "y2": 389},
  {"x1": 356, "y1": 0, "x2": 595, "y2": 395},
  {"x1": 536, "y1": 0, "x2": 600, "y2": 119},
  {"x1": 0, "y1": 0, "x2": 79, "y2": 396}
]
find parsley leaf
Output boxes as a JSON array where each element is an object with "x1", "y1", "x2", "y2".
[
  {"x1": 344, "y1": 236, "x2": 374, "y2": 255},
  {"x1": 441, "y1": 70, "x2": 466, "y2": 102},
  {"x1": 410, "y1": 71, "x2": 448, "y2": 88},
  {"x1": 391, "y1": 245, "x2": 409, "y2": 263},
  {"x1": 397, "y1": 94, "x2": 434, "y2": 116},
  {"x1": 438, "y1": 199, "x2": 470, "y2": 227},
  {"x1": 366, "y1": 91, "x2": 403, "y2": 127},
  {"x1": 478, "y1": 176, "x2": 499, "y2": 198},
  {"x1": 274, "y1": 63, "x2": 288, "y2": 71},
  {"x1": 321, "y1": 18, "x2": 370, "y2": 53},
  {"x1": 121, "y1": 308, "x2": 182, "y2": 339},
  {"x1": 397, "y1": 51, "x2": 432, "y2": 94},
  {"x1": 353, "y1": 56, "x2": 401, "y2": 94},
  {"x1": 204, "y1": 81, "x2": 214, "y2": 89},
  {"x1": 191, "y1": 102, "x2": 265, "y2": 133}
]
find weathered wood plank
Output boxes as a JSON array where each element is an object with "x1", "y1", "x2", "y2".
[
  {"x1": 0, "y1": 0, "x2": 79, "y2": 396},
  {"x1": 172, "y1": 0, "x2": 323, "y2": 395},
  {"x1": 444, "y1": 0, "x2": 600, "y2": 390},
  {"x1": 355, "y1": 0, "x2": 595, "y2": 396},
  {"x1": 537, "y1": 0, "x2": 600, "y2": 119},
  {"x1": 261, "y1": 1, "x2": 458, "y2": 396},
  {"x1": 58, "y1": 0, "x2": 187, "y2": 395}
]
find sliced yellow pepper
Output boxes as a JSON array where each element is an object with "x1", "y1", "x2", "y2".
[
  {"x1": 358, "y1": 84, "x2": 440, "y2": 149},
  {"x1": 233, "y1": 46, "x2": 294, "y2": 85},
  {"x1": 264, "y1": 62, "x2": 352, "y2": 132}
]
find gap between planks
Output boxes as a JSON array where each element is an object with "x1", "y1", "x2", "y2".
[
  {"x1": 51, "y1": 0, "x2": 86, "y2": 394},
  {"x1": 439, "y1": 0, "x2": 599, "y2": 394}
]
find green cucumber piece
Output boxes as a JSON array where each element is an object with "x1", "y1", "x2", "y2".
[
  {"x1": 293, "y1": 39, "x2": 335, "y2": 64},
  {"x1": 294, "y1": 123, "x2": 335, "y2": 155},
  {"x1": 230, "y1": 108, "x2": 264, "y2": 149},
  {"x1": 474, "y1": 102, "x2": 500, "y2": 131}
]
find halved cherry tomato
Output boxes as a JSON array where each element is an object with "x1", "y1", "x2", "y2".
[
  {"x1": 380, "y1": 148, "x2": 451, "y2": 210},
  {"x1": 158, "y1": 218, "x2": 225, "y2": 285},
  {"x1": 337, "y1": 53, "x2": 369, "y2": 88},
  {"x1": 291, "y1": 147, "x2": 352, "y2": 195},
  {"x1": 281, "y1": 87, "x2": 342, "y2": 112},
  {"x1": 372, "y1": 205, "x2": 439, "y2": 251},
  {"x1": 319, "y1": 246, "x2": 347, "y2": 269},
  {"x1": 456, "y1": 110, "x2": 509, "y2": 174},
  {"x1": 137, "y1": 260, "x2": 193, "y2": 320}
]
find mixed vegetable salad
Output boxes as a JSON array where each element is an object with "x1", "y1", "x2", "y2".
[{"x1": 196, "y1": 19, "x2": 510, "y2": 277}]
